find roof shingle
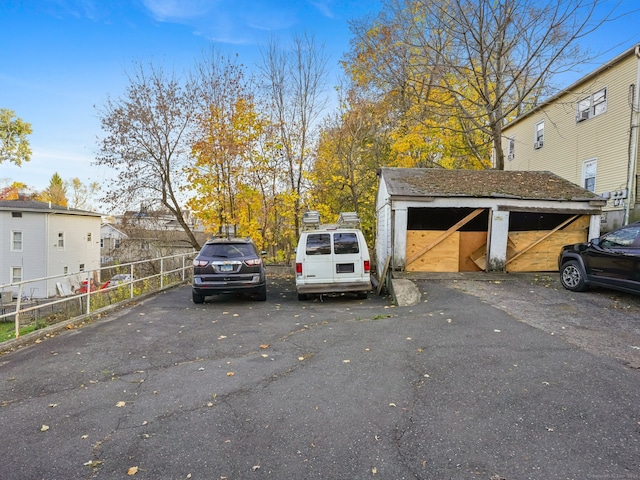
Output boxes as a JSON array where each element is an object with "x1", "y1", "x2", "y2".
[{"x1": 380, "y1": 168, "x2": 603, "y2": 202}]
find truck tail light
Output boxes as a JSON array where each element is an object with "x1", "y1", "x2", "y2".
[
  {"x1": 364, "y1": 260, "x2": 370, "y2": 273},
  {"x1": 296, "y1": 263, "x2": 302, "y2": 275}
]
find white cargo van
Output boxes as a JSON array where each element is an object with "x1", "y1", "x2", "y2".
[{"x1": 295, "y1": 211, "x2": 372, "y2": 300}]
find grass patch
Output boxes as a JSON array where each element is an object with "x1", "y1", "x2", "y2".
[{"x1": 0, "y1": 320, "x2": 46, "y2": 342}]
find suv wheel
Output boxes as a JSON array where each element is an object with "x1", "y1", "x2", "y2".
[
  {"x1": 255, "y1": 285, "x2": 267, "y2": 301},
  {"x1": 560, "y1": 260, "x2": 588, "y2": 292},
  {"x1": 297, "y1": 293, "x2": 308, "y2": 301},
  {"x1": 192, "y1": 292, "x2": 205, "y2": 304}
]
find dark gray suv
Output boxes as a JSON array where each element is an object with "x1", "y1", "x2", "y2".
[{"x1": 192, "y1": 237, "x2": 267, "y2": 303}]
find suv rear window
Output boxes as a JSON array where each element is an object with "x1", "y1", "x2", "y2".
[
  {"x1": 201, "y1": 243, "x2": 257, "y2": 258},
  {"x1": 334, "y1": 232, "x2": 359, "y2": 254},
  {"x1": 306, "y1": 234, "x2": 331, "y2": 255}
]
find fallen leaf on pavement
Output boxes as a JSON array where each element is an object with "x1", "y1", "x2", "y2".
[{"x1": 127, "y1": 466, "x2": 138, "y2": 475}]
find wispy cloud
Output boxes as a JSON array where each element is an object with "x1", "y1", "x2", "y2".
[
  {"x1": 140, "y1": 0, "x2": 302, "y2": 45},
  {"x1": 141, "y1": 0, "x2": 215, "y2": 21},
  {"x1": 42, "y1": 0, "x2": 110, "y2": 22},
  {"x1": 309, "y1": 0, "x2": 338, "y2": 20}
]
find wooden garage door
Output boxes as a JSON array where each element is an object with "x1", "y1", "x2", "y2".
[
  {"x1": 470, "y1": 214, "x2": 591, "y2": 272},
  {"x1": 405, "y1": 208, "x2": 486, "y2": 272},
  {"x1": 406, "y1": 212, "x2": 591, "y2": 273},
  {"x1": 505, "y1": 215, "x2": 589, "y2": 272}
]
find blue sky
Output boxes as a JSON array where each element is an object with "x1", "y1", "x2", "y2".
[{"x1": 1, "y1": 0, "x2": 639, "y2": 194}]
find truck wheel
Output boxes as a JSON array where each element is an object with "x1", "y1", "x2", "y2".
[{"x1": 560, "y1": 260, "x2": 588, "y2": 292}]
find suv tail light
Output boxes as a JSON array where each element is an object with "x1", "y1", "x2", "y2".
[
  {"x1": 364, "y1": 260, "x2": 370, "y2": 273},
  {"x1": 244, "y1": 258, "x2": 262, "y2": 266},
  {"x1": 193, "y1": 259, "x2": 209, "y2": 267},
  {"x1": 295, "y1": 263, "x2": 302, "y2": 275}
]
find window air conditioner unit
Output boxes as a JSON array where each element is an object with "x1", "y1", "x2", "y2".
[
  {"x1": 534, "y1": 140, "x2": 543, "y2": 149},
  {"x1": 576, "y1": 110, "x2": 590, "y2": 122},
  {"x1": 507, "y1": 153, "x2": 514, "y2": 161}
]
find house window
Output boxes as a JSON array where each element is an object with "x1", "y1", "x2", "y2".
[
  {"x1": 576, "y1": 87, "x2": 607, "y2": 122},
  {"x1": 583, "y1": 159, "x2": 597, "y2": 192},
  {"x1": 534, "y1": 121, "x2": 544, "y2": 149},
  {"x1": 87, "y1": 232, "x2": 92, "y2": 242},
  {"x1": 57, "y1": 232, "x2": 65, "y2": 248},
  {"x1": 11, "y1": 267, "x2": 23, "y2": 284},
  {"x1": 100, "y1": 238, "x2": 104, "y2": 248},
  {"x1": 79, "y1": 264, "x2": 85, "y2": 272},
  {"x1": 141, "y1": 240, "x2": 150, "y2": 250},
  {"x1": 12, "y1": 212, "x2": 22, "y2": 218},
  {"x1": 507, "y1": 136, "x2": 515, "y2": 161},
  {"x1": 115, "y1": 238, "x2": 121, "y2": 248},
  {"x1": 11, "y1": 231, "x2": 23, "y2": 251},
  {"x1": 64, "y1": 266, "x2": 68, "y2": 274},
  {"x1": 593, "y1": 88, "x2": 607, "y2": 115}
]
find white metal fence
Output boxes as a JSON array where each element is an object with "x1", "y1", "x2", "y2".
[{"x1": 0, "y1": 252, "x2": 196, "y2": 340}]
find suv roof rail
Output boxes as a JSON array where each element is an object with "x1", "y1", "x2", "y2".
[{"x1": 337, "y1": 212, "x2": 361, "y2": 228}]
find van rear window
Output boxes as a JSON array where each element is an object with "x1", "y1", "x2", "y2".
[
  {"x1": 334, "y1": 233, "x2": 359, "y2": 254},
  {"x1": 306, "y1": 234, "x2": 331, "y2": 255}
]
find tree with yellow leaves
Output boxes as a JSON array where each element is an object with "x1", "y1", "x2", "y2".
[
  {"x1": 187, "y1": 50, "x2": 277, "y2": 251},
  {"x1": 346, "y1": 0, "x2": 613, "y2": 169},
  {"x1": 37, "y1": 172, "x2": 67, "y2": 207},
  {"x1": 0, "y1": 108, "x2": 32, "y2": 166},
  {"x1": 310, "y1": 86, "x2": 390, "y2": 243}
]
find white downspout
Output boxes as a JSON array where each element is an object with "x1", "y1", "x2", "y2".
[{"x1": 624, "y1": 44, "x2": 640, "y2": 225}]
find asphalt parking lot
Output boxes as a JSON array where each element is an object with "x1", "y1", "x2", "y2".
[{"x1": 1, "y1": 273, "x2": 639, "y2": 479}]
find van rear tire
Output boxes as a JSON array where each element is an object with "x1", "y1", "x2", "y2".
[
  {"x1": 297, "y1": 293, "x2": 308, "y2": 301},
  {"x1": 356, "y1": 291, "x2": 368, "y2": 299}
]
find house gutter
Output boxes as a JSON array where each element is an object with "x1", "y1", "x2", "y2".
[{"x1": 625, "y1": 45, "x2": 640, "y2": 225}]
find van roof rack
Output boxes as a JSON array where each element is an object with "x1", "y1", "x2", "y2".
[
  {"x1": 301, "y1": 210, "x2": 321, "y2": 230},
  {"x1": 337, "y1": 212, "x2": 361, "y2": 228}
]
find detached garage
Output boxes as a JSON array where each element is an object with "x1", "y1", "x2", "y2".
[{"x1": 376, "y1": 168, "x2": 606, "y2": 274}]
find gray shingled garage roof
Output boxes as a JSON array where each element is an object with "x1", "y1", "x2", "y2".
[{"x1": 380, "y1": 167, "x2": 604, "y2": 203}]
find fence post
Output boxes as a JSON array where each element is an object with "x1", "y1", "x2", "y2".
[
  {"x1": 129, "y1": 264, "x2": 134, "y2": 299},
  {"x1": 160, "y1": 258, "x2": 164, "y2": 289},
  {"x1": 182, "y1": 254, "x2": 186, "y2": 282},
  {"x1": 15, "y1": 284, "x2": 24, "y2": 338},
  {"x1": 85, "y1": 271, "x2": 91, "y2": 315}
]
